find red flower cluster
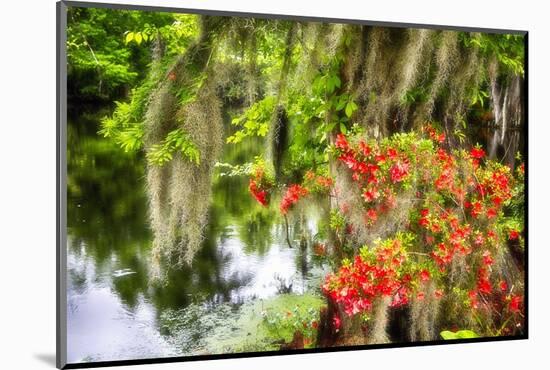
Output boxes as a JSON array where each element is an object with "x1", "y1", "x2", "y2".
[
  {"x1": 470, "y1": 147, "x2": 486, "y2": 159},
  {"x1": 334, "y1": 134, "x2": 413, "y2": 226},
  {"x1": 390, "y1": 161, "x2": 410, "y2": 183},
  {"x1": 249, "y1": 179, "x2": 268, "y2": 206},
  {"x1": 248, "y1": 167, "x2": 272, "y2": 206},
  {"x1": 322, "y1": 235, "x2": 436, "y2": 317},
  {"x1": 280, "y1": 184, "x2": 309, "y2": 215},
  {"x1": 304, "y1": 170, "x2": 334, "y2": 191},
  {"x1": 509, "y1": 230, "x2": 520, "y2": 240},
  {"x1": 329, "y1": 127, "x2": 524, "y2": 333},
  {"x1": 425, "y1": 124, "x2": 446, "y2": 143},
  {"x1": 509, "y1": 295, "x2": 523, "y2": 313}
]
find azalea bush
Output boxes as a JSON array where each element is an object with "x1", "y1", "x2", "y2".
[
  {"x1": 319, "y1": 126, "x2": 525, "y2": 339},
  {"x1": 322, "y1": 232, "x2": 435, "y2": 316}
]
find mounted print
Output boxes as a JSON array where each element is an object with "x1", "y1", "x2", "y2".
[{"x1": 57, "y1": 1, "x2": 527, "y2": 368}]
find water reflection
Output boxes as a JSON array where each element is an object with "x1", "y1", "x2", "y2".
[{"x1": 66, "y1": 105, "x2": 327, "y2": 363}]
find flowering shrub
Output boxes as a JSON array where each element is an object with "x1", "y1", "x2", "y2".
[
  {"x1": 324, "y1": 126, "x2": 525, "y2": 337},
  {"x1": 322, "y1": 232, "x2": 434, "y2": 317},
  {"x1": 333, "y1": 131, "x2": 424, "y2": 225},
  {"x1": 280, "y1": 184, "x2": 309, "y2": 215},
  {"x1": 248, "y1": 161, "x2": 274, "y2": 206}
]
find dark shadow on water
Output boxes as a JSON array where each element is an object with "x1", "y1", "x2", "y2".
[{"x1": 34, "y1": 353, "x2": 56, "y2": 367}]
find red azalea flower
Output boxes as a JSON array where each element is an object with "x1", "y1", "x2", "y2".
[
  {"x1": 389, "y1": 161, "x2": 410, "y2": 183},
  {"x1": 492, "y1": 195, "x2": 503, "y2": 206},
  {"x1": 470, "y1": 147, "x2": 485, "y2": 159},
  {"x1": 509, "y1": 230, "x2": 520, "y2": 240},
  {"x1": 316, "y1": 175, "x2": 334, "y2": 188},
  {"x1": 375, "y1": 153, "x2": 386, "y2": 163},
  {"x1": 499, "y1": 280, "x2": 508, "y2": 292},
  {"x1": 419, "y1": 269, "x2": 431, "y2": 282},
  {"x1": 482, "y1": 250, "x2": 494, "y2": 266},
  {"x1": 359, "y1": 141, "x2": 372, "y2": 156},
  {"x1": 477, "y1": 277, "x2": 492, "y2": 295},
  {"x1": 249, "y1": 179, "x2": 269, "y2": 206},
  {"x1": 509, "y1": 295, "x2": 522, "y2": 313},
  {"x1": 434, "y1": 289, "x2": 444, "y2": 299},
  {"x1": 335, "y1": 133, "x2": 349, "y2": 151},
  {"x1": 362, "y1": 188, "x2": 379, "y2": 202},
  {"x1": 333, "y1": 315, "x2": 341, "y2": 330},
  {"x1": 280, "y1": 184, "x2": 308, "y2": 214},
  {"x1": 470, "y1": 201, "x2": 483, "y2": 218},
  {"x1": 419, "y1": 217, "x2": 429, "y2": 228},
  {"x1": 387, "y1": 147, "x2": 399, "y2": 161},
  {"x1": 468, "y1": 290, "x2": 479, "y2": 309},
  {"x1": 366, "y1": 208, "x2": 378, "y2": 222},
  {"x1": 474, "y1": 233, "x2": 485, "y2": 246}
]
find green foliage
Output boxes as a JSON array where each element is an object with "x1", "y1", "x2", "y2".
[
  {"x1": 99, "y1": 101, "x2": 144, "y2": 152},
  {"x1": 98, "y1": 63, "x2": 164, "y2": 154},
  {"x1": 227, "y1": 97, "x2": 277, "y2": 144},
  {"x1": 329, "y1": 209, "x2": 346, "y2": 233},
  {"x1": 440, "y1": 330, "x2": 479, "y2": 340},
  {"x1": 400, "y1": 86, "x2": 429, "y2": 106},
  {"x1": 470, "y1": 88, "x2": 490, "y2": 108},
  {"x1": 461, "y1": 33, "x2": 525, "y2": 76},
  {"x1": 67, "y1": 6, "x2": 176, "y2": 98},
  {"x1": 146, "y1": 128, "x2": 200, "y2": 166},
  {"x1": 124, "y1": 14, "x2": 199, "y2": 55}
]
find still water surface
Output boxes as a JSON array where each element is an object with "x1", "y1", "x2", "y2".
[{"x1": 66, "y1": 107, "x2": 327, "y2": 363}]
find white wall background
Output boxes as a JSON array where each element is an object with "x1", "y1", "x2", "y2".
[{"x1": 0, "y1": 0, "x2": 547, "y2": 368}]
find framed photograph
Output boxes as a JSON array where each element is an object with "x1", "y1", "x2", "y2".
[{"x1": 57, "y1": 1, "x2": 527, "y2": 368}]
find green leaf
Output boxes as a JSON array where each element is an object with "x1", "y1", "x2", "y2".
[
  {"x1": 345, "y1": 101, "x2": 356, "y2": 118},
  {"x1": 340, "y1": 122, "x2": 347, "y2": 134},
  {"x1": 134, "y1": 32, "x2": 143, "y2": 45},
  {"x1": 440, "y1": 330, "x2": 479, "y2": 340},
  {"x1": 333, "y1": 75, "x2": 341, "y2": 89},
  {"x1": 125, "y1": 32, "x2": 134, "y2": 44}
]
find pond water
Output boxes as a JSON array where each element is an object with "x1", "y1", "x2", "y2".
[{"x1": 66, "y1": 106, "x2": 329, "y2": 363}]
